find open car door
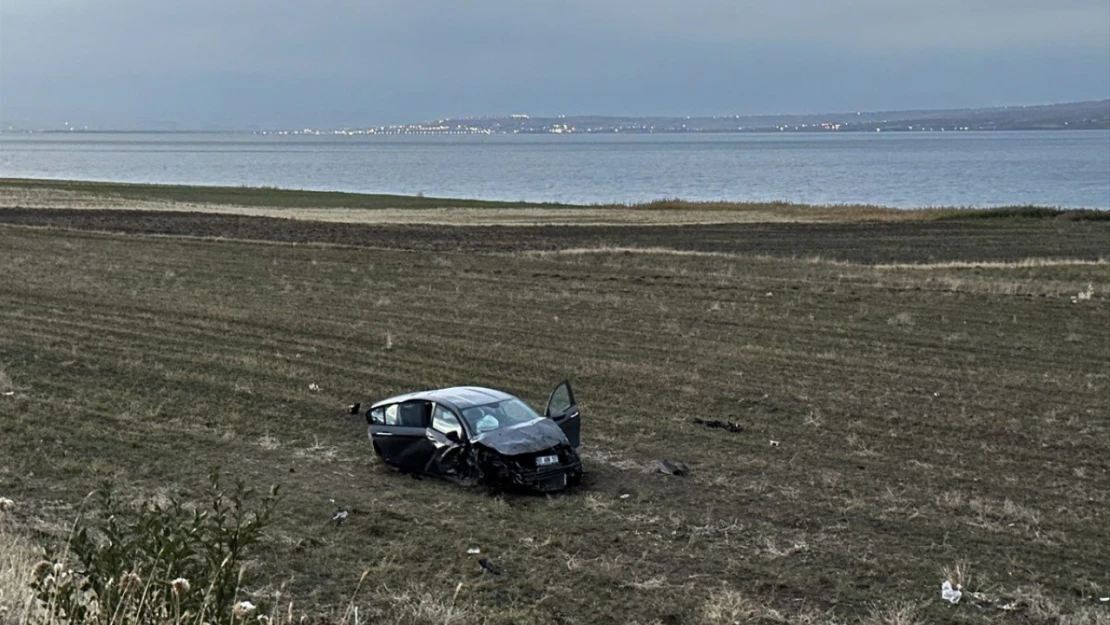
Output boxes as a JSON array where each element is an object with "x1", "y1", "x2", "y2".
[
  {"x1": 368, "y1": 400, "x2": 436, "y2": 474},
  {"x1": 544, "y1": 379, "x2": 581, "y2": 449}
]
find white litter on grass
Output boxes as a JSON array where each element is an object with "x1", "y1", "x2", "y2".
[
  {"x1": 0, "y1": 497, "x2": 15, "y2": 511},
  {"x1": 308, "y1": 383, "x2": 321, "y2": 392},
  {"x1": 466, "y1": 547, "x2": 481, "y2": 555},
  {"x1": 619, "y1": 494, "x2": 631, "y2": 499},
  {"x1": 769, "y1": 440, "x2": 781, "y2": 447},
  {"x1": 1071, "y1": 284, "x2": 1094, "y2": 303},
  {"x1": 941, "y1": 580, "x2": 963, "y2": 604},
  {"x1": 1, "y1": 391, "x2": 13, "y2": 397},
  {"x1": 1101, "y1": 597, "x2": 1109, "y2": 602}
]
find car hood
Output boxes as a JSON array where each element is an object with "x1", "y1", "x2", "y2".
[{"x1": 471, "y1": 418, "x2": 567, "y2": 456}]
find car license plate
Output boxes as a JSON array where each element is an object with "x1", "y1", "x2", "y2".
[{"x1": 536, "y1": 454, "x2": 558, "y2": 467}]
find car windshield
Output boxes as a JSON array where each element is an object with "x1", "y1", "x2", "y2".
[{"x1": 460, "y1": 398, "x2": 542, "y2": 435}]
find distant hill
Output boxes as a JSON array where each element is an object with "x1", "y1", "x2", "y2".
[{"x1": 369, "y1": 100, "x2": 1109, "y2": 135}]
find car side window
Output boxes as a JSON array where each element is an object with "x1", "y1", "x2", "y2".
[
  {"x1": 547, "y1": 383, "x2": 572, "y2": 417},
  {"x1": 383, "y1": 404, "x2": 399, "y2": 425},
  {"x1": 369, "y1": 407, "x2": 385, "y2": 424},
  {"x1": 397, "y1": 401, "x2": 431, "y2": 428},
  {"x1": 431, "y1": 405, "x2": 464, "y2": 440}
]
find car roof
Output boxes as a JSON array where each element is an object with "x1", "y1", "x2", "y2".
[{"x1": 370, "y1": 386, "x2": 517, "y2": 412}]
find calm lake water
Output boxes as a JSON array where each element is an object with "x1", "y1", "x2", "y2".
[{"x1": 1, "y1": 131, "x2": 1108, "y2": 208}]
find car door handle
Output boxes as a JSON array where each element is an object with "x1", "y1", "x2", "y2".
[{"x1": 376, "y1": 432, "x2": 394, "y2": 437}]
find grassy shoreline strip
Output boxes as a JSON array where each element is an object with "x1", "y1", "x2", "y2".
[
  {"x1": 0, "y1": 178, "x2": 573, "y2": 210},
  {"x1": 2, "y1": 178, "x2": 1107, "y2": 220}
]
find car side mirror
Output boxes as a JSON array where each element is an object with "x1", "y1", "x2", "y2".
[{"x1": 446, "y1": 430, "x2": 461, "y2": 444}]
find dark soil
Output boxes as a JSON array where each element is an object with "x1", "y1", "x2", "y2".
[
  {"x1": 1, "y1": 207, "x2": 1107, "y2": 263},
  {"x1": 1, "y1": 216, "x2": 1107, "y2": 624}
]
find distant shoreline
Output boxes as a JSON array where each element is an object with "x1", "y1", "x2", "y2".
[
  {"x1": 1, "y1": 178, "x2": 1106, "y2": 225},
  {"x1": 4, "y1": 99, "x2": 1106, "y2": 135},
  {"x1": 3, "y1": 127, "x2": 1109, "y2": 136}
]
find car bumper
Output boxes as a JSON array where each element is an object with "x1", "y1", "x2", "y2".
[{"x1": 510, "y1": 461, "x2": 583, "y2": 492}]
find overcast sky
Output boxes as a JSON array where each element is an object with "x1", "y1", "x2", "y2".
[{"x1": 1, "y1": 0, "x2": 1108, "y2": 129}]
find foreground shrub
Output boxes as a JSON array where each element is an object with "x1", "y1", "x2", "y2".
[
  {"x1": 1, "y1": 499, "x2": 39, "y2": 623},
  {"x1": 30, "y1": 469, "x2": 278, "y2": 624}
]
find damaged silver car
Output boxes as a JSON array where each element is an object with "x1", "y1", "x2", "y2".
[{"x1": 365, "y1": 381, "x2": 582, "y2": 492}]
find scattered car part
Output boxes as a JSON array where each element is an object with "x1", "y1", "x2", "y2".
[
  {"x1": 656, "y1": 460, "x2": 689, "y2": 476},
  {"x1": 478, "y1": 557, "x2": 501, "y2": 575},
  {"x1": 692, "y1": 417, "x2": 742, "y2": 433}
]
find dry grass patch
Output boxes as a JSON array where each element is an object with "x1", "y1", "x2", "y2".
[
  {"x1": 859, "y1": 602, "x2": 926, "y2": 625},
  {"x1": 0, "y1": 363, "x2": 13, "y2": 394},
  {"x1": 0, "y1": 506, "x2": 38, "y2": 624},
  {"x1": 381, "y1": 588, "x2": 472, "y2": 625},
  {"x1": 1019, "y1": 586, "x2": 1110, "y2": 625},
  {"x1": 578, "y1": 447, "x2": 654, "y2": 473},
  {"x1": 758, "y1": 536, "x2": 810, "y2": 560},
  {"x1": 887, "y1": 312, "x2": 915, "y2": 327},
  {"x1": 873, "y1": 257, "x2": 1109, "y2": 270},
  {"x1": 942, "y1": 560, "x2": 973, "y2": 594},
  {"x1": 292, "y1": 436, "x2": 342, "y2": 462},
  {"x1": 525, "y1": 248, "x2": 1109, "y2": 270},
  {"x1": 257, "y1": 432, "x2": 282, "y2": 450},
  {"x1": 699, "y1": 589, "x2": 785, "y2": 624},
  {"x1": 525, "y1": 246, "x2": 740, "y2": 258}
]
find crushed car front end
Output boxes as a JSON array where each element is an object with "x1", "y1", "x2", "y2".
[{"x1": 476, "y1": 443, "x2": 583, "y2": 493}]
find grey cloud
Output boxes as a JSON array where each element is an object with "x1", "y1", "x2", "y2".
[{"x1": 1, "y1": 0, "x2": 1107, "y2": 128}]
